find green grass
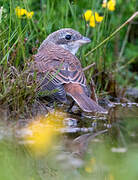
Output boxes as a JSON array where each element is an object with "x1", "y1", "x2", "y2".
[{"x1": 0, "y1": 0, "x2": 138, "y2": 115}]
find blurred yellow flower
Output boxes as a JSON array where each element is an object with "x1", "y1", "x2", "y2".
[
  {"x1": 107, "y1": 0, "x2": 116, "y2": 11},
  {"x1": 84, "y1": 157, "x2": 96, "y2": 173},
  {"x1": 84, "y1": 10, "x2": 103, "y2": 28},
  {"x1": 85, "y1": 166, "x2": 93, "y2": 173},
  {"x1": 102, "y1": 2, "x2": 107, "y2": 8},
  {"x1": 95, "y1": 12, "x2": 104, "y2": 22},
  {"x1": 26, "y1": 11, "x2": 34, "y2": 19},
  {"x1": 84, "y1": 10, "x2": 92, "y2": 21},
  {"x1": 15, "y1": 7, "x2": 34, "y2": 19},
  {"x1": 15, "y1": 7, "x2": 27, "y2": 18},
  {"x1": 24, "y1": 110, "x2": 66, "y2": 156},
  {"x1": 102, "y1": 0, "x2": 116, "y2": 11},
  {"x1": 89, "y1": 15, "x2": 95, "y2": 28},
  {"x1": 107, "y1": 173, "x2": 115, "y2": 180}
]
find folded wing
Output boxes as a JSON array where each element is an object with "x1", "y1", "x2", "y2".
[{"x1": 34, "y1": 42, "x2": 87, "y2": 103}]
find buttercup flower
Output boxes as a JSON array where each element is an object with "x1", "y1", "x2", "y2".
[
  {"x1": 102, "y1": 0, "x2": 107, "y2": 8},
  {"x1": 15, "y1": 7, "x2": 27, "y2": 18},
  {"x1": 26, "y1": 11, "x2": 34, "y2": 19},
  {"x1": 95, "y1": 12, "x2": 104, "y2": 22},
  {"x1": 84, "y1": 10, "x2": 103, "y2": 28},
  {"x1": 15, "y1": 6, "x2": 34, "y2": 19},
  {"x1": 84, "y1": 10, "x2": 93, "y2": 21},
  {"x1": 89, "y1": 15, "x2": 95, "y2": 28},
  {"x1": 102, "y1": 0, "x2": 116, "y2": 11},
  {"x1": 107, "y1": 0, "x2": 116, "y2": 11}
]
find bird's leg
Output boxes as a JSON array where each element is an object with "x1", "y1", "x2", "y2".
[
  {"x1": 90, "y1": 78, "x2": 98, "y2": 103},
  {"x1": 67, "y1": 100, "x2": 75, "y2": 112}
]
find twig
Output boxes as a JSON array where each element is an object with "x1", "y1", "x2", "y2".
[
  {"x1": 85, "y1": 12, "x2": 138, "y2": 57},
  {"x1": 114, "y1": 57, "x2": 136, "y2": 72},
  {"x1": 118, "y1": 23, "x2": 131, "y2": 59},
  {"x1": 83, "y1": 62, "x2": 95, "y2": 71}
]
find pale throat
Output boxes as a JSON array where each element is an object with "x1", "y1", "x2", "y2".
[{"x1": 59, "y1": 44, "x2": 80, "y2": 55}]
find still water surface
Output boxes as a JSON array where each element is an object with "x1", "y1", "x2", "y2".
[{"x1": 0, "y1": 103, "x2": 138, "y2": 180}]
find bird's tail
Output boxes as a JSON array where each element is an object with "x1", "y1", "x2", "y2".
[{"x1": 64, "y1": 83, "x2": 107, "y2": 113}]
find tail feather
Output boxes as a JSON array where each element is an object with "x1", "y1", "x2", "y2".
[
  {"x1": 71, "y1": 93, "x2": 107, "y2": 113},
  {"x1": 64, "y1": 83, "x2": 107, "y2": 113}
]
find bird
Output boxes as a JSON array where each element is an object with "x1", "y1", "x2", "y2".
[{"x1": 33, "y1": 28, "x2": 107, "y2": 113}]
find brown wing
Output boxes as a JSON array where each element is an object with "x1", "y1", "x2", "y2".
[{"x1": 34, "y1": 42, "x2": 87, "y2": 102}]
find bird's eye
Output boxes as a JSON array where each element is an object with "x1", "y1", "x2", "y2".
[{"x1": 65, "y1": 34, "x2": 71, "y2": 40}]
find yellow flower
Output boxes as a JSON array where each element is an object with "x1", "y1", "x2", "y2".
[
  {"x1": 15, "y1": 7, "x2": 27, "y2": 18},
  {"x1": 102, "y1": 2, "x2": 107, "y2": 8},
  {"x1": 15, "y1": 7, "x2": 34, "y2": 19},
  {"x1": 24, "y1": 110, "x2": 66, "y2": 156},
  {"x1": 89, "y1": 15, "x2": 95, "y2": 28},
  {"x1": 84, "y1": 10, "x2": 103, "y2": 28},
  {"x1": 85, "y1": 166, "x2": 93, "y2": 173},
  {"x1": 95, "y1": 12, "x2": 104, "y2": 22},
  {"x1": 84, "y1": 157, "x2": 96, "y2": 173},
  {"x1": 107, "y1": 0, "x2": 116, "y2": 11},
  {"x1": 84, "y1": 10, "x2": 92, "y2": 21},
  {"x1": 26, "y1": 11, "x2": 34, "y2": 19},
  {"x1": 102, "y1": 0, "x2": 107, "y2": 8},
  {"x1": 102, "y1": 0, "x2": 116, "y2": 11},
  {"x1": 108, "y1": 173, "x2": 115, "y2": 180}
]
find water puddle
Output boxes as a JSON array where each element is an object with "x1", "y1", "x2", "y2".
[
  {"x1": 0, "y1": 102, "x2": 138, "y2": 142},
  {"x1": 0, "y1": 103, "x2": 138, "y2": 179}
]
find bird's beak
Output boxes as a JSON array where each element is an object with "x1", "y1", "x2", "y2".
[
  {"x1": 82, "y1": 36, "x2": 91, "y2": 43},
  {"x1": 76, "y1": 36, "x2": 91, "y2": 45}
]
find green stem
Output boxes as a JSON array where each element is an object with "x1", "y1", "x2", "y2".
[{"x1": 85, "y1": 12, "x2": 138, "y2": 57}]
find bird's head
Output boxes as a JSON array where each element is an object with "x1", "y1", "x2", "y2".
[{"x1": 39, "y1": 28, "x2": 91, "y2": 55}]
